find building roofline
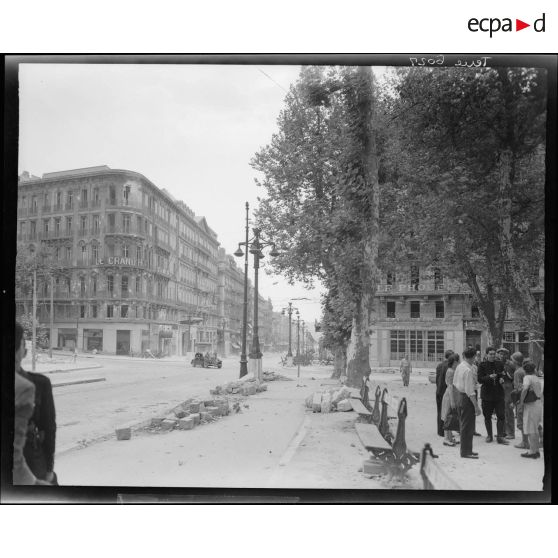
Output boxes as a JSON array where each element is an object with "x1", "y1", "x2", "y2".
[{"x1": 18, "y1": 166, "x2": 220, "y2": 244}]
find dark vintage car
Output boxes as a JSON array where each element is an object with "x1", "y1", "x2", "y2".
[{"x1": 191, "y1": 352, "x2": 222, "y2": 369}]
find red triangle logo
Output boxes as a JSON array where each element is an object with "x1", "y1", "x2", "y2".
[{"x1": 516, "y1": 19, "x2": 530, "y2": 31}]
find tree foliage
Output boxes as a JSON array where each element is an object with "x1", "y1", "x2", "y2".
[{"x1": 380, "y1": 66, "x2": 546, "y2": 345}]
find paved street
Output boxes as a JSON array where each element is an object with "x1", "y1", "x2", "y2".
[{"x1": 54, "y1": 353, "x2": 274, "y2": 453}]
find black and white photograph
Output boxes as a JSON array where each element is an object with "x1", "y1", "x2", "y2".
[{"x1": 3, "y1": 54, "x2": 554, "y2": 501}]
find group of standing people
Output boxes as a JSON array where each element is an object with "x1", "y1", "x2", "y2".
[
  {"x1": 13, "y1": 321, "x2": 58, "y2": 485},
  {"x1": 436, "y1": 345, "x2": 543, "y2": 459}
]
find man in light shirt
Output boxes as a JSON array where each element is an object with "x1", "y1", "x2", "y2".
[{"x1": 453, "y1": 347, "x2": 482, "y2": 458}]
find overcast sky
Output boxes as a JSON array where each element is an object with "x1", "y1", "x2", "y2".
[{"x1": 18, "y1": 62, "x2": 330, "y2": 328}]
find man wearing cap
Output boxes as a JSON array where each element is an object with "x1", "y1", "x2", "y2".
[
  {"x1": 477, "y1": 347, "x2": 508, "y2": 444},
  {"x1": 453, "y1": 347, "x2": 482, "y2": 458},
  {"x1": 497, "y1": 348, "x2": 515, "y2": 439},
  {"x1": 511, "y1": 352, "x2": 528, "y2": 449}
]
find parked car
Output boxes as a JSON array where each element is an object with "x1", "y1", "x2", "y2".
[{"x1": 191, "y1": 352, "x2": 222, "y2": 369}]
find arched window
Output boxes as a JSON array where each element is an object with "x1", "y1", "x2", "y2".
[{"x1": 91, "y1": 242, "x2": 99, "y2": 263}]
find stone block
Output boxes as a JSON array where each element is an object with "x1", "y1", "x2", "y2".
[
  {"x1": 205, "y1": 406, "x2": 220, "y2": 417},
  {"x1": 189, "y1": 401, "x2": 201, "y2": 414},
  {"x1": 321, "y1": 392, "x2": 332, "y2": 414},
  {"x1": 200, "y1": 411, "x2": 211, "y2": 421},
  {"x1": 189, "y1": 413, "x2": 201, "y2": 426},
  {"x1": 248, "y1": 385, "x2": 257, "y2": 395},
  {"x1": 203, "y1": 399, "x2": 216, "y2": 407},
  {"x1": 115, "y1": 427, "x2": 131, "y2": 440},
  {"x1": 336, "y1": 399, "x2": 353, "y2": 412},
  {"x1": 231, "y1": 388, "x2": 239, "y2": 394},
  {"x1": 150, "y1": 418, "x2": 164, "y2": 427},
  {"x1": 312, "y1": 392, "x2": 322, "y2": 413},
  {"x1": 161, "y1": 419, "x2": 177, "y2": 430},
  {"x1": 174, "y1": 410, "x2": 187, "y2": 419},
  {"x1": 177, "y1": 417, "x2": 195, "y2": 430}
]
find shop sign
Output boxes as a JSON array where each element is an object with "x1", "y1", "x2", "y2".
[{"x1": 96, "y1": 257, "x2": 144, "y2": 267}]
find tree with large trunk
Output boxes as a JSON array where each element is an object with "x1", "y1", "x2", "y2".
[{"x1": 253, "y1": 66, "x2": 381, "y2": 386}]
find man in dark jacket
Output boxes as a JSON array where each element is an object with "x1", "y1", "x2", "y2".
[
  {"x1": 435, "y1": 350, "x2": 454, "y2": 436},
  {"x1": 477, "y1": 347, "x2": 508, "y2": 444},
  {"x1": 17, "y1": 367, "x2": 57, "y2": 484}
]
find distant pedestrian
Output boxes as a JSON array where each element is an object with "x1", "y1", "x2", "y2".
[
  {"x1": 435, "y1": 350, "x2": 454, "y2": 437},
  {"x1": 453, "y1": 347, "x2": 482, "y2": 459},
  {"x1": 73, "y1": 346, "x2": 77, "y2": 363},
  {"x1": 477, "y1": 347, "x2": 508, "y2": 445},
  {"x1": 518, "y1": 362, "x2": 543, "y2": 459},
  {"x1": 400, "y1": 354, "x2": 412, "y2": 387},
  {"x1": 441, "y1": 353, "x2": 460, "y2": 446}
]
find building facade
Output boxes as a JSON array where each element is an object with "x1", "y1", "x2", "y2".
[
  {"x1": 217, "y1": 248, "x2": 246, "y2": 356},
  {"x1": 369, "y1": 265, "x2": 544, "y2": 367},
  {"x1": 16, "y1": 166, "x2": 224, "y2": 356}
]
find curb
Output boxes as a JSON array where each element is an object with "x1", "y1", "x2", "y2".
[
  {"x1": 44, "y1": 365, "x2": 104, "y2": 374},
  {"x1": 52, "y1": 377, "x2": 106, "y2": 388}
]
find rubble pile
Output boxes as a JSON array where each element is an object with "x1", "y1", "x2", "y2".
[
  {"x1": 304, "y1": 386, "x2": 356, "y2": 414},
  {"x1": 121, "y1": 378, "x2": 269, "y2": 439}
]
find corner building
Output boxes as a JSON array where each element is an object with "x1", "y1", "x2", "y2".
[{"x1": 16, "y1": 166, "x2": 221, "y2": 355}]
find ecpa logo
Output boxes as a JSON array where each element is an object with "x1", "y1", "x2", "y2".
[{"x1": 468, "y1": 13, "x2": 545, "y2": 37}]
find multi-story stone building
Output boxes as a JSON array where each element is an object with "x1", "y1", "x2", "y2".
[
  {"x1": 16, "y1": 166, "x2": 223, "y2": 356},
  {"x1": 217, "y1": 248, "x2": 246, "y2": 356},
  {"x1": 369, "y1": 265, "x2": 544, "y2": 367}
]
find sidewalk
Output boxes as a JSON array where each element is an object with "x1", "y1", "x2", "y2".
[
  {"x1": 53, "y1": 364, "x2": 546, "y2": 492},
  {"x1": 21, "y1": 352, "x2": 105, "y2": 387},
  {"x1": 55, "y1": 373, "x2": 384, "y2": 489}
]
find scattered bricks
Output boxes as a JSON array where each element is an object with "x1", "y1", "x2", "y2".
[
  {"x1": 189, "y1": 413, "x2": 201, "y2": 426},
  {"x1": 161, "y1": 419, "x2": 177, "y2": 430},
  {"x1": 174, "y1": 410, "x2": 187, "y2": 419},
  {"x1": 219, "y1": 401, "x2": 230, "y2": 416},
  {"x1": 150, "y1": 418, "x2": 164, "y2": 427},
  {"x1": 203, "y1": 399, "x2": 215, "y2": 407},
  {"x1": 205, "y1": 406, "x2": 220, "y2": 417},
  {"x1": 200, "y1": 411, "x2": 211, "y2": 422},
  {"x1": 312, "y1": 392, "x2": 322, "y2": 413},
  {"x1": 115, "y1": 427, "x2": 131, "y2": 440},
  {"x1": 177, "y1": 417, "x2": 195, "y2": 430},
  {"x1": 189, "y1": 401, "x2": 201, "y2": 414},
  {"x1": 336, "y1": 399, "x2": 353, "y2": 412}
]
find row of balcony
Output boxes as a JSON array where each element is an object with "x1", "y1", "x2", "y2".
[{"x1": 18, "y1": 200, "x2": 104, "y2": 216}]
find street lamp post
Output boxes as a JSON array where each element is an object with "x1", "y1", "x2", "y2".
[
  {"x1": 281, "y1": 302, "x2": 298, "y2": 366},
  {"x1": 301, "y1": 320, "x2": 306, "y2": 362},
  {"x1": 295, "y1": 310, "x2": 301, "y2": 385},
  {"x1": 235, "y1": 210, "x2": 279, "y2": 382}
]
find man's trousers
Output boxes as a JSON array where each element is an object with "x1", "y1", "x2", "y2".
[
  {"x1": 481, "y1": 398, "x2": 505, "y2": 438},
  {"x1": 457, "y1": 392, "x2": 476, "y2": 457}
]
